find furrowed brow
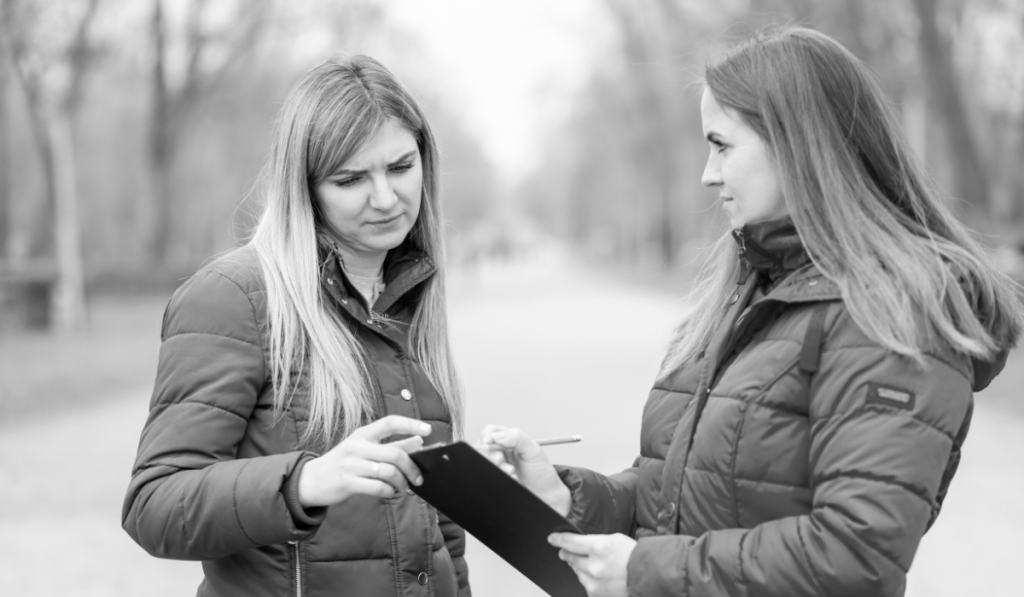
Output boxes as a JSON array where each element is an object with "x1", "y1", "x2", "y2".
[{"x1": 390, "y1": 150, "x2": 417, "y2": 164}]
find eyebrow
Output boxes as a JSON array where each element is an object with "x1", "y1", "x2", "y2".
[{"x1": 332, "y1": 150, "x2": 418, "y2": 176}]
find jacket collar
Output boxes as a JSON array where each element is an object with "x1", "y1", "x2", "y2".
[
  {"x1": 732, "y1": 216, "x2": 811, "y2": 287},
  {"x1": 317, "y1": 233, "x2": 436, "y2": 314},
  {"x1": 731, "y1": 217, "x2": 842, "y2": 304}
]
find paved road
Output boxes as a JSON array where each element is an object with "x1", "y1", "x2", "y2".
[{"x1": 1, "y1": 254, "x2": 1021, "y2": 595}]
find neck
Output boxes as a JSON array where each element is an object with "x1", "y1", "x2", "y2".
[{"x1": 333, "y1": 244, "x2": 386, "y2": 279}]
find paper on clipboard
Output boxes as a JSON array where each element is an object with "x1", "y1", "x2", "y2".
[{"x1": 409, "y1": 441, "x2": 587, "y2": 597}]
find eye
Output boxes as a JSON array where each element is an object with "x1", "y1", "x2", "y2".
[
  {"x1": 389, "y1": 162, "x2": 413, "y2": 174},
  {"x1": 710, "y1": 139, "x2": 727, "y2": 154},
  {"x1": 332, "y1": 175, "x2": 361, "y2": 188}
]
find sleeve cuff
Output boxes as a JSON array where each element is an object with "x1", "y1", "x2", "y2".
[
  {"x1": 556, "y1": 465, "x2": 607, "y2": 534},
  {"x1": 281, "y1": 453, "x2": 328, "y2": 531},
  {"x1": 627, "y1": 535, "x2": 694, "y2": 597}
]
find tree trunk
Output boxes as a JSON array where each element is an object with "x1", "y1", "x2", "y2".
[
  {"x1": 912, "y1": 0, "x2": 989, "y2": 221},
  {"x1": 0, "y1": 55, "x2": 9, "y2": 259},
  {"x1": 145, "y1": 0, "x2": 174, "y2": 267},
  {"x1": 25, "y1": 107, "x2": 57, "y2": 258},
  {"x1": 48, "y1": 110, "x2": 87, "y2": 331}
]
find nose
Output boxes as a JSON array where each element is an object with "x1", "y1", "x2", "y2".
[
  {"x1": 368, "y1": 173, "x2": 398, "y2": 211},
  {"x1": 701, "y1": 154, "x2": 721, "y2": 188}
]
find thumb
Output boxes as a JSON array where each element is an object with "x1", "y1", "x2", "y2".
[
  {"x1": 390, "y1": 435, "x2": 425, "y2": 453},
  {"x1": 486, "y1": 428, "x2": 549, "y2": 465}
]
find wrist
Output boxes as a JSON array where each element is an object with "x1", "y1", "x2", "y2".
[
  {"x1": 297, "y1": 457, "x2": 323, "y2": 508},
  {"x1": 544, "y1": 482, "x2": 572, "y2": 517}
]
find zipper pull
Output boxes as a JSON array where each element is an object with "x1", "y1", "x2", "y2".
[{"x1": 734, "y1": 229, "x2": 747, "y2": 256}]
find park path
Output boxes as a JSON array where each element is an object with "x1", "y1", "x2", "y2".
[{"x1": 1, "y1": 252, "x2": 1022, "y2": 596}]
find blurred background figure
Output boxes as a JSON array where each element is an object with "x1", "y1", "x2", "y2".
[{"x1": 1, "y1": 1, "x2": 1022, "y2": 596}]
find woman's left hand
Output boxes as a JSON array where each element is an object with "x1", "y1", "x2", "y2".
[{"x1": 549, "y1": 532, "x2": 637, "y2": 597}]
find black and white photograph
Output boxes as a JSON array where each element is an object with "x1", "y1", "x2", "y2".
[{"x1": 1, "y1": 1, "x2": 1022, "y2": 596}]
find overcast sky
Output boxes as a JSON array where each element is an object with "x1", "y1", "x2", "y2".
[{"x1": 385, "y1": 0, "x2": 612, "y2": 185}]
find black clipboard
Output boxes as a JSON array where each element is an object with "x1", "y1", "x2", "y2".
[{"x1": 409, "y1": 441, "x2": 587, "y2": 597}]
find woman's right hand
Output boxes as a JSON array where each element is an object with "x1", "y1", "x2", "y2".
[
  {"x1": 478, "y1": 425, "x2": 572, "y2": 516},
  {"x1": 297, "y1": 415, "x2": 432, "y2": 507}
]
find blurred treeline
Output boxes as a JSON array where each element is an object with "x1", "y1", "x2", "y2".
[
  {"x1": 0, "y1": 0, "x2": 498, "y2": 331},
  {"x1": 523, "y1": 0, "x2": 1024, "y2": 270},
  {"x1": 1, "y1": 0, "x2": 1022, "y2": 333}
]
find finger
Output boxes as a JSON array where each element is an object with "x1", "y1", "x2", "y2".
[
  {"x1": 389, "y1": 435, "x2": 425, "y2": 454},
  {"x1": 485, "y1": 448, "x2": 508, "y2": 466},
  {"x1": 480, "y1": 424, "x2": 510, "y2": 443},
  {"x1": 559, "y1": 549, "x2": 590, "y2": 571},
  {"x1": 559, "y1": 557, "x2": 596, "y2": 596},
  {"x1": 488, "y1": 428, "x2": 551, "y2": 466},
  {"x1": 372, "y1": 461, "x2": 411, "y2": 493},
  {"x1": 357, "y1": 415, "x2": 432, "y2": 442},
  {"x1": 345, "y1": 475, "x2": 399, "y2": 499},
  {"x1": 361, "y1": 443, "x2": 424, "y2": 486},
  {"x1": 481, "y1": 426, "x2": 520, "y2": 449},
  {"x1": 549, "y1": 532, "x2": 594, "y2": 555}
]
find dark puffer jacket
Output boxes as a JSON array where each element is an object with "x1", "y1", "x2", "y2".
[
  {"x1": 559, "y1": 218, "x2": 1005, "y2": 597},
  {"x1": 122, "y1": 241, "x2": 470, "y2": 597}
]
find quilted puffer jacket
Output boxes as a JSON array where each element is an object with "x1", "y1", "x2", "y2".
[
  {"x1": 558, "y1": 217, "x2": 1006, "y2": 597},
  {"x1": 122, "y1": 240, "x2": 470, "y2": 597}
]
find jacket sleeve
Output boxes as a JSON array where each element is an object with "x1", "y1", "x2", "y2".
[
  {"x1": 438, "y1": 511, "x2": 472, "y2": 596},
  {"x1": 627, "y1": 326, "x2": 973, "y2": 597},
  {"x1": 555, "y1": 463, "x2": 639, "y2": 536},
  {"x1": 121, "y1": 270, "x2": 320, "y2": 560}
]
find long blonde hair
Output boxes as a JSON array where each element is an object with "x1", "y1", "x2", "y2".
[
  {"x1": 666, "y1": 27, "x2": 1023, "y2": 371},
  {"x1": 249, "y1": 54, "x2": 463, "y2": 447}
]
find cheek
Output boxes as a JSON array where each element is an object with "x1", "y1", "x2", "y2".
[
  {"x1": 400, "y1": 173, "x2": 424, "y2": 211},
  {"x1": 315, "y1": 186, "x2": 360, "y2": 224}
]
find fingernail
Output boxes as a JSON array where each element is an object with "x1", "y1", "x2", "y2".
[
  {"x1": 420, "y1": 424, "x2": 431, "y2": 434},
  {"x1": 415, "y1": 476, "x2": 423, "y2": 486}
]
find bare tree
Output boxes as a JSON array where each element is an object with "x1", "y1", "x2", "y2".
[
  {"x1": 0, "y1": 0, "x2": 102, "y2": 331},
  {"x1": 913, "y1": 0, "x2": 990, "y2": 221},
  {"x1": 599, "y1": 0, "x2": 696, "y2": 266},
  {"x1": 0, "y1": 25, "x2": 9, "y2": 260},
  {"x1": 144, "y1": 0, "x2": 271, "y2": 268}
]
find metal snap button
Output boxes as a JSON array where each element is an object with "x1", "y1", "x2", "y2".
[
  {"x1": 327, "y1": 278, "x2": 334, "y2": 285},
  {"x1": 730, "y1": 293, "x2": 739, "y2": 304},
  {"x1": 668, "y1": 502, "x2": 676, "y2": 514},
  {"x1": 401, "y1": 389, "x2": 412, "y2": 401},
  {"x1": 417, "y1": 572, "x2": 428, "y2": 585},
  {"x1": 809, "y1": 279, "x2": 818, "y2": 287}
]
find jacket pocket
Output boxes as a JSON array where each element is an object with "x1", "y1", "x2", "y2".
[{"x1": 433, "y1": 546, "x2": 459, "y2": 596}]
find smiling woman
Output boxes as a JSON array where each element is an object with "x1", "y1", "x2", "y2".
[{"x1": 122, "y1": 54, "x2": 471, "y2": 597}]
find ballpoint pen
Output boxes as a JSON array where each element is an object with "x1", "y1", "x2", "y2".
[{"x1": 536, "y1": 435, "x2": 583, "y2": 446}]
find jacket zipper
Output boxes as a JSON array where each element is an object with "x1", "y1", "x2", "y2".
[{"x1": 289, "y1": 540, "x2": 302, "y2": 597}]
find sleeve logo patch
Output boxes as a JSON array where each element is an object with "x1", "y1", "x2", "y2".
[{"x1": 866, "y1": 383, "x2": 916, "y2": 410}]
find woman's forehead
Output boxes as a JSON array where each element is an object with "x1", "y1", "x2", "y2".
[
  {"x1": 335, "y1": 120, "x2": 419, "y2": 171},
  {"x1": 700, "y1": 89, "x2": 747, "y2": 138}
]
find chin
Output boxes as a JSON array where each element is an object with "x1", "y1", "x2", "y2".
[{"x1": 371, "y1": 231, "x2": 413, "y2": 253}]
